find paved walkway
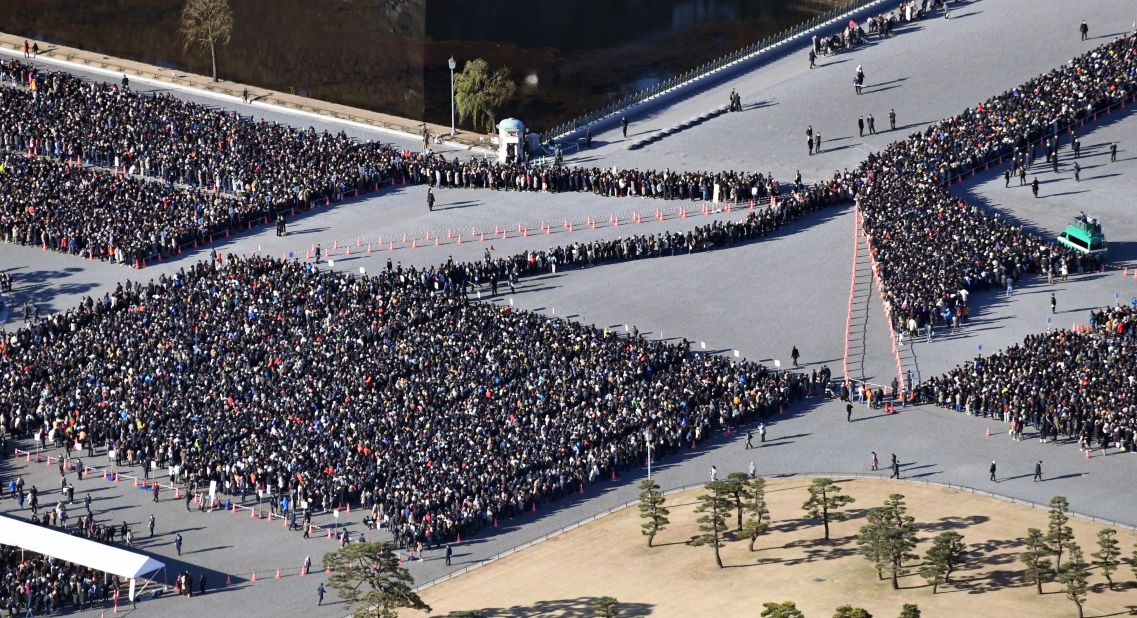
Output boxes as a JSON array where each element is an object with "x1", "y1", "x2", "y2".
[{"x1": 2, "y1": 2, "x2": 1137, "y2": 614}]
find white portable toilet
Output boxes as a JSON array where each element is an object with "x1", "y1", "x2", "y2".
[{"x1": 497, "y1": 118, "x2": 525, "y2": 164}]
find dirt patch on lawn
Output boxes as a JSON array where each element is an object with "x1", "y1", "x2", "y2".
[{"x1": 413, "y1": 477, "x2": 1137, "y2": 617}]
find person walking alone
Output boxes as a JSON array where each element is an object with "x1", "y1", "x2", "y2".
[
  {"x1": 1033, "y1": 460, "x2": 1043, "y2": 482},
  {"x1": 1080, "y1": 20, "x2": 1089, "y2": 41},
  {"x1": 989, "y1": 460, "x2": 997, "y2": 482},
  {"x1": 317, "y1": 582, "x2": 326, "y2": 606}
]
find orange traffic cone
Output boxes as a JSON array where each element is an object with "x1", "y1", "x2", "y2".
[
  {"x1": 251, "y1": 571, "x2": 257, "y2": 582},
  {"x1": 1085, "y1": 449, "x2": 1092, "y2": 460},
  {"x1": 985, "y1": 427, "x2": 991, "y2": 438},
  {"x1": 275, "y1": 569, "x2": 281, "y2": 580}
]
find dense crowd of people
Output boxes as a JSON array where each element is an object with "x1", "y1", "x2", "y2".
[
  {"x1": 919, "y1": 305, "x2": 1137, "y2": 454},
  {"x1": 856, "y1": 31, "x2": 1137, "y2": 335},
  {"x1": 0, "y1": 57, "x2": 843, "y2": 266},
  {"x1": 0, "y1": 255, "x2": 829, "y2": 544},
  {"x1": 0, "y1": 155, "x2": 248, "y2": 263},
  {"x1": 0, "y1": 544, "x2": 119, "y2": 614}
]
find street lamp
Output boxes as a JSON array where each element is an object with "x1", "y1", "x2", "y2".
[
  {"x1": 448, "y1": 56, "x2": 457, "y2": 136},
  {"x1": 644, "y1": 428, "x2": 654, "y2": 480}
]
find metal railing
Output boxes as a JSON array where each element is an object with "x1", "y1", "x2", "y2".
[
  {"x1": 412, "y1": 469, "x2": 1137, "y2": 592},
  {"x1": 541, "y1": 0, "x2": 883, "y2": 143}
]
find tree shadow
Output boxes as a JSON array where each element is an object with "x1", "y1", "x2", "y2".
[
  {"x1": 920, "y1": 514, "x2": 988, "y2": 533},
  {"x1": 444, "y1": 597, "x2": 654, "y2": 617}
]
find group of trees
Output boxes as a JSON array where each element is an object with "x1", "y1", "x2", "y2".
[
  {"x1": 760, "y1": 601, "x2": 921, "y2": 618},
  {"x1": 855, "y1": 493, "x2": 965, "y2": 595},
  {"x1": 1020, "y1": 496, "x2": 1134, "y2": 618},
  {"x1": 641, "y1": 477, "x2": 1137, "y2": 618},
  {"x1": 641, "y1": 476, "x2": 859, "y2": 569},
  {"x1": 641, "y1": 473, "x2": 770, "y2": 568}
]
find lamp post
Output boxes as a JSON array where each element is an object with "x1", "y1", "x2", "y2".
[
  {"x1": 644, "y1": 428, "x2": 654, "y2": 480},
  {"x1": 448, "y1": 56, "x2": 457, "y2": 136}
]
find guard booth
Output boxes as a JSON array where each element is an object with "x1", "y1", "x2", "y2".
[{"x1": 497, "y1": 118, "x2": 526, "y2": 164}]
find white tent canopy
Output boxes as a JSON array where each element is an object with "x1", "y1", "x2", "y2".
[{"x1": 0, "y1": 514, "x2": 164, "y2": 580}]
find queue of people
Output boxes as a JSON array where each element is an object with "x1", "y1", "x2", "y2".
[
  {"x1": 919, "y1": 305, "x2": 1137, "y2": 455},
  {"x1": 0, "y1": 254, "x2": 823, "y2": 545},
  {"x1": 856, "y1": 31, "x2": 1135, "y2": 338},
  {"x1": 1, "y1": 56, "x2": 834, "y2": 267}
]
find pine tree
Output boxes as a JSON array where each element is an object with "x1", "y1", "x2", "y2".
[
  {"x1": 920, "y1": 531, "x2": 966, "y2": 593},
  {"x1": 1020, "y1": 528, "x2": 1052, "y2": 594},
  {"x1": 1056, "y1": 542, "x2": 1090, "y2": 618},
  {"x1": 833, "y1": 605, "x2": 872, "y2": 618},
  {"x1": 638, "y1": 479, "x2": 669, "y2": 548},
  {"x1": 725, "y1": 472, "x2": 751, "y2": 531},
  {"x1": 882, "y1": 494, "x2": 920, "y2": 590},
  {"x1": 761, "y1": 601, "x2": 806, "y2": 618},
  {"x1": 1132, "y1": 541, "x2": 1137, "y2": 583},
  {"x1": 898, "y1": 605, "x2": 921, "y2": 618},
  {"x1": 594, "y1": 596, "x2": 620, "y2": 618},
  {"x1": 857, "y1": 507, "x2": 888, "y2": 581},
  {"x1": 321, "y1": 542, "x2": 431, "y2": 618},
  {"x1": 802, "y1": 478, "x2": 855, "y2": 541},
  {"x1": 690, "y1": 480, "x2": 730, "y2": 568},
  {"x1": 857, "y1": 494, "x2": 918, "y2": 590},
  {"x1": 1091, "y1": 528, "x2": 1121, "y2": 590},
  {"x1": 740, "y1": 475, "x2": 770, "y2": 551},
  {"x1": 1045, "y1": 496, "x2": 1073, "y2": 574}
]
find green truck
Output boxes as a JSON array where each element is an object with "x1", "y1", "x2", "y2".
[{"x1": 1057, "y1": 213, "x2": 1107, "y2": 256}]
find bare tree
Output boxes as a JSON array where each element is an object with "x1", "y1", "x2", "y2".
[{"x1": 180, "y1": 0, "x2": 235, "y2": 82}]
